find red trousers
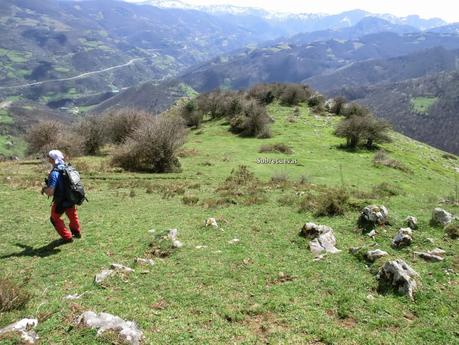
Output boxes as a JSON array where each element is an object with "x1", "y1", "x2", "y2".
[{"x1": 50, "y1": 203, "x2": 81, "y2": 240}]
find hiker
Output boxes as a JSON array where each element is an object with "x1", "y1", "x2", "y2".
[{"x1": 41, "y1": 150, "x2": 81, "y2": 242}]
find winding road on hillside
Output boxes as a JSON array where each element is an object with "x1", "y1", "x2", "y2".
[{"x1": 0, "y1": 58, "x2": 143, "y2": 90}]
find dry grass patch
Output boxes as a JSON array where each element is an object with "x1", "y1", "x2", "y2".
[{"x1": 0, "y1": 278, "x2": 31, "y2": 312}]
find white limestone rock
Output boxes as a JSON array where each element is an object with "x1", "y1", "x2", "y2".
[
  {"x1": 366, "y1": 249, "x2": 389, "y2": 262},
  {"x1": 392, "y1": 228, "x2": 413, "y2": 248},
  {"x1": 377, "y1": 259, "x2": 418, "y2": 300},
  {"x1": 0, "y1": 318, "x2": 38, "y2": 344},
  {"x1": 78, "y1": 311, "x2": 143, "y2": 345},
  {"x1": 431, "y1": 208, "x2": 453, "y2": 226},
  {"x1": 301, "y1": 223, "x2": 341, "y2": 256}
]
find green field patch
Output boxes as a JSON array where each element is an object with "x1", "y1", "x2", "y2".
[
  {"x1": 54, "y1": 66, "x2": 71, "y2": 73},
  {"x1": 0, "y1": 109, "x2": 14, "y2": 124},
  {"x1": 0, "y1": 135, "x2": 26, "y2": 156},
  {"x1": 410, "y1": 96, "x2": 438, "y2": 114}
]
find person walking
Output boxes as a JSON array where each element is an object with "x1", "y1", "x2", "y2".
[{"x1": 41, "y1": 150, "x2": 81, "y2": 242}]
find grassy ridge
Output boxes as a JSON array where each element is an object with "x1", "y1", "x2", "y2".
[{"x1": 0, "y1": 103, "x2": 458, "y2": 344}]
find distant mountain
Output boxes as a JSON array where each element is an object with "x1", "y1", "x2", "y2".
[
  {"x1": 136, "y1": 1, "x2": 446, "y2": 32},
  {"x1": 306, "y1": 47, "x2": 459, "y2": 91},
  {"x1": 428, "y1": 23, "x2": 459, "y2": 34},
  {"x1": 0, "y1": 0, "x2": 273, "y2": 103},
  {"x1": 174, "y1": 32, "x2": 459, "y2": 92},
  {"x1": 332, "y1": 71, "x2": 459, "y2": 155}
]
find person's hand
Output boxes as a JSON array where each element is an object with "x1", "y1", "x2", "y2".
[{"x1": 41, "y1": 186, "x2": 46, "y2": 195}]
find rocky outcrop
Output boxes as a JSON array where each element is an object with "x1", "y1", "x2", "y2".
[
  {"x1": 300, "y1": 223, "x2": 341, "y2": 256},
  {"x1": 431, "y1": 208, "x2": 453, "y2": 226},
  {"x1": 78, "y1": 311, "x2": 143, "y2": 345},
  {"x1": 405, "y1": 216, "x2": 418, "y2": 230},
  {"x1": 0, "y1": 319, "x2": 38, "y2": 344},
  {"x1": 366, "y1": 249, "x2": 389, "y2": 262},
  {"x1": 358, "y1": 205, "x2": 388, "y2": 230},
  {"x1": 392, "y1": 228, "x2": 413, "y2": 248},
  {"x1": 377, "y1": 260, "x2": 418, "y2": 300}
]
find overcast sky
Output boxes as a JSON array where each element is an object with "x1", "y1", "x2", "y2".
[{"x1": 128, "y1": 0, "x2": 459, "y2": 22}]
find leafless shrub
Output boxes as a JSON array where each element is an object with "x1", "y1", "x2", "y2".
[
  {"x1": 75, "y1": 115, "x2": 105, "y2": 155},
  {"x1": 102, "y1": 108, "x2": 150, "y2": 144},
  {"x1": 111, "y1": 115, "x2": 187, "y2": 173},
  {"x1": 25, "y1": 120, "x2": 82, "y2": 157}
]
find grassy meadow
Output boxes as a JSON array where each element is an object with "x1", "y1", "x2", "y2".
[{"x1": 0, "y1": 103, "x2": 458, "y2": 344}]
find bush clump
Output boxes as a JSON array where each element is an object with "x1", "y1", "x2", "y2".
[
  {"x1": 229, "y1": 100, "x2": 272, "y2": 138},
  {"x1": 102, "y1": 108, "x2": 150, "y2": 144},
  {"x1": 75, "y1": 115, "x2": 106, "y2": 155},
  {"x1": 0, "y1": 278, "x2": 31, "y2": 313},
  {"x1": 445, "y1": 222, "x2": 459, "y2": 239},
  {"x1": 335, "y1": 114, "x2": 392, "y2": 149},
  {"x1": 259, "y1": 143, "x2": 292, "y2": 154},
  {"x1": 112, "y1": 115, "x2": 187, "y2": 173},
  {"x1": 25, "y1": 120, "x2": 82, "y2": 157},
  {"x1": 299, "y1": 188, "x2": 349, "y2": 216}
]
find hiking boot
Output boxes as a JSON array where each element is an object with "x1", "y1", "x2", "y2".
[{"x1": 71, "y1": 229, "x2": 81, "y2": 238}]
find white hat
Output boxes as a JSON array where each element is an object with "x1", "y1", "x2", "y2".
[{"x1": 48, "y1": 150, "x2": 65, "y2": 165}]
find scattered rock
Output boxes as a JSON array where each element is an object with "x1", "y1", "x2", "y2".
[
  {"x1": 148, "y1": 229, "x2": 156, "y2": 234},
  {"x1": 427, "y1": 237, "x2": 435, "y2": 244},
  {"x1": 358, "y1": 205, "x2": 388, "y2": 230},
  {"x1": 78, "y1": 311, "x2": 143, "y2": 345},
  {"x1": 405, "y1": 216, "x2": 418, "y2": 230},
  {"x1": 168, "y1": 229, "x2": 183, "y2": 248},
  {"x1": 415, "y1": 248, "x2": 446, "y2": 262},
  {"x1": 0, "y1": 318, "x2": 39, "y2": 344},
  {"x1": 134, "y1": 258, "x2": 155, "y2": 266},
  {"x1": 366, "y1": 249, "x2": 389, "y2": 262},
  {"x1": 367, "y1": 229, "x2": 377, "y2": 238},
  {"x1": 392, "y1": 228, "x2": 413, "y2": 248},
  {"x1": 313, "y1": 254, "x2": 325, "y2": 262},
  {"x1": 195, "y1": 245, "x2": 208, "y2": 249},
  {"x1": 111, "y1": 264, "x2": 135, "y2": 273},
  {"x1": 377, "y1": 259, "x2": 418, "y2": 300},
  {"x1": 349, "y1": 246, "x2": 363, "y2": 255},
  {"x1": 168, "y1": 229, "x2": 178, "y2": 241},
  {"x1": 431, "y1": 208, "x2": 453, "y2": 226},
  {"x1": 300, "y1": 223, "x2": 341, "y2": 256},
  {"x1": 205, "y1": 218, "x2": 218, "y2": 228},
  {"x1": 64, "y1": 293, "x2": 85, "y2": 300},
  {"x1": 228, "y1": 238, "x2": 240, "y2": 244},
  {"x1": 94, "y1": 264, "x2": 134, "y2": 285},
  {"x1": 94, "y1": 269, "x2": 114, "y2": 285}
]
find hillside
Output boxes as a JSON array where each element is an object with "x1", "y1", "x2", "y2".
[
  {"x1": 332, "y1": 71, "x2": 459, "y2": 155},
  {"x1": 0, "y1": 101, "x2": 458, "y2": 344},
  {"x1": 175, "y1": 32, "x2": 459, "y2": 93},
  {"x1": 306, "y1": 47, "x2": 459, "y2": 91},
  {"x1": 0, "y1": 0, "x2": 273, "y2": 103}
]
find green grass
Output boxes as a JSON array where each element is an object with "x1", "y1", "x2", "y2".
[
  {"x1": 0, "y1": 103, "x2": 458, "y2": 344},
  {"x1": 0, "y1": 135, "x2": 26, "y2": 157},
  {"x1": 0, "y1": 109, "x2": 14, "y2": 125},
  {"x1": 410, "y1": 97, "x2": 438, "y2": 114}
]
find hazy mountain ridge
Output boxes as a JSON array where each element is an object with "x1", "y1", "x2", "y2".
[
  {"x1": 305, "y1": 47, "x2": 459, "y2": 91},
  {"x1": 173, "y1": 32, "x2": 459, "y2": 93}
]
